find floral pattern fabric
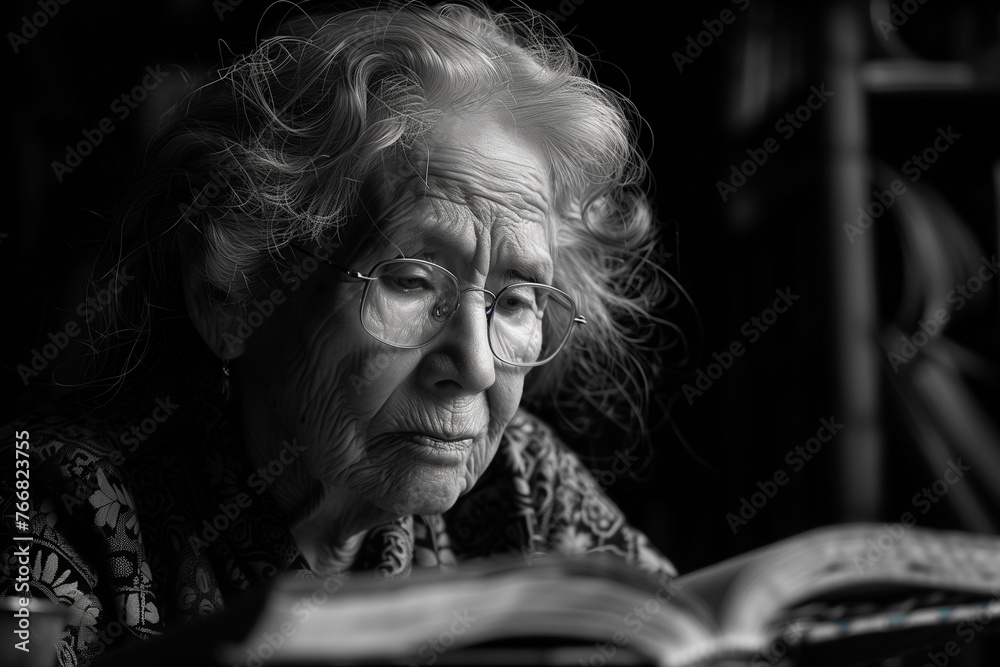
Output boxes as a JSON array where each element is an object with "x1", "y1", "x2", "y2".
[{"x1": 0, "y1": 392, "x2": 674, "y2": 666}]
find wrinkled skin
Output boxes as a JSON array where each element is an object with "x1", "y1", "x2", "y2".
[{"x1": 187, "y1": 115, "x2": 556, "y2": 568}]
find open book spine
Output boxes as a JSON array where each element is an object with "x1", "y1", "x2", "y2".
[{"x1": 661, "y1": 634, "x2": 769, "y2": 667}]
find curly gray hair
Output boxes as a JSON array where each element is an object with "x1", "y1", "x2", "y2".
[{"x1": 95, "y1": 1, "x2": 672, "y2": 446}]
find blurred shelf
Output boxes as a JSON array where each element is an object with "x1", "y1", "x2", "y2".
[{"x1": 860, "y1": 59, "x2": 1000, "y2": 93}]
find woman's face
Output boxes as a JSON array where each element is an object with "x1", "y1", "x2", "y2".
[{"x1": 239, "y1": 115, "x2": 554, "y2": 517}]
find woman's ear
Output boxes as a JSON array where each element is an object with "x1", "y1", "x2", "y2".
[{"x1": 182, "y1": 266, "x2": 245, "y2": 360}]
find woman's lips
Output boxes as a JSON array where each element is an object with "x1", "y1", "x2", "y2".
[{"x1": 398, "y1": 432, "x2": 475, "y2": 464}]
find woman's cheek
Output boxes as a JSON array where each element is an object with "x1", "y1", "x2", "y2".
[
  {"x1": 460, "y1": 367, "x2": 527, "y2": 485},
  {"x1": 292, "y1": 358, "x2": 357, "y2": 478},
  {"x1": 490, "y1": 366, "x2": 528, "y2": 422},
  {"x1": 347, "y1": 348, "x2": 412, "y2": 413},
  {"x1": 298, "y1": 347, "x2": 413, "y2": 481}
]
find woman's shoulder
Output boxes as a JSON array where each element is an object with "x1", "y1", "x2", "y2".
[
  {"x1": 501, "y1": 407, "x2": 572, "y2": 461},
  {"x1": 0, "y1": 401, "x2": 170, "y2": 664},
  {"x1": 500, "y1": 408, "x2": 609, "y2": 490},
  {"x1": 498, "y1": 408, "x2": 631, "y2": 512},
  {"x1": 472, "y1": 408, "x2": 676, "y2": 578},
  {"x1": 0, "y1": 402, "x2": 141, "y2": 476}
]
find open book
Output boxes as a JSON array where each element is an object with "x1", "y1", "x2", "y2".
[{"x1": 96, "y1": 524, "x2": 1000, "y2": 666}]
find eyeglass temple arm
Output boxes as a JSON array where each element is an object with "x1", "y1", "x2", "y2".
[{"x1": 288, "y1": 242, "x2": 373, "y2": 281}]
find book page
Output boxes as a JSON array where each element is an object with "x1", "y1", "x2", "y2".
[
  {"x1": 718, "y1": 524, "x2": 1000, "y2": 638},
  {"x1": 218, "y1": 554, "x2": 717, "y2": 665}
]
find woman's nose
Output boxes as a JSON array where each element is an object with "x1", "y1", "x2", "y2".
[{"x1": 425, "y1": 288, "x2": 497, "y2": 394}]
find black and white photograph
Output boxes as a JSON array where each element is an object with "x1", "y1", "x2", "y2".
[{"x1": 3, "y1": 1, "x2": 1000, "y2": 665}]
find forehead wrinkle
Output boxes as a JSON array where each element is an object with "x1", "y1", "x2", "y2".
[
  {"x1": 365, "y1": 117, "x2": 555, "y2": 278},
  {"x1": 492, "y1": 219, "x2": 553, "y2": 283},
  {"x1": 374, "y1": 194, "x2": 552, "y2": 285},
  {"x1": 418, "y1": 145, "x2": 552, "y2": 224},
  {"x1": 374, "y1": 116, "x2": 553, "y2": 229},
  {"x1": 375, "y1": 196, "x2": 480, "y2": 260},
  {"x1": 374, "y1": 163, "x2": 549, "y2": 242}
]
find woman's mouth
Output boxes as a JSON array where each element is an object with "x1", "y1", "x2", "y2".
[{"x1": 398, "y1": 432, "x2": 475, "y2": 464}]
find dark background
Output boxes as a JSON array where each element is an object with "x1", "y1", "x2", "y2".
[{"x1": 4, "y1": 0, "x2": 1000, "y2": 589}]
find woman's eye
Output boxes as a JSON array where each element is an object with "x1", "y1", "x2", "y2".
[
  {"x1": 497, "y1": 292, "x2": 534, "y2": 313},
  {"x1": 393, "y1": 276, "x2": 431, "y2": 290},
  {"x1": 382, "y1": 269, "x2": 435, "y2": 292}
]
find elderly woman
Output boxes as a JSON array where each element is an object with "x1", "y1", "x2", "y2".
[{"x1": 2, "y1": 2, "x2": 674, "y2": 664}]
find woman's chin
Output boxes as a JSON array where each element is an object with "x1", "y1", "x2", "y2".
[{"x1": 378, "y1": 468, "x2": 468, "y2": 517}]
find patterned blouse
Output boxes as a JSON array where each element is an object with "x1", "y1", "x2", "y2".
[{"x1": 0, "y1": 385, "x2": 674, "y2": 667}]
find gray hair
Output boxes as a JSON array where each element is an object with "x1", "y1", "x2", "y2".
[{"x1": 95, "y1": 1, "x2": 673, "y2": 445}]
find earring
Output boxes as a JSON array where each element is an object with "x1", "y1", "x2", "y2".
[{"x1": 220, "y1": 358, "x2": 231, "y2": 402}]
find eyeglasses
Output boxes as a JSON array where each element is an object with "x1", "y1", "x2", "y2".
[{"x1": 290, "y1": 243, "x2": 586, "y2": 367}]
